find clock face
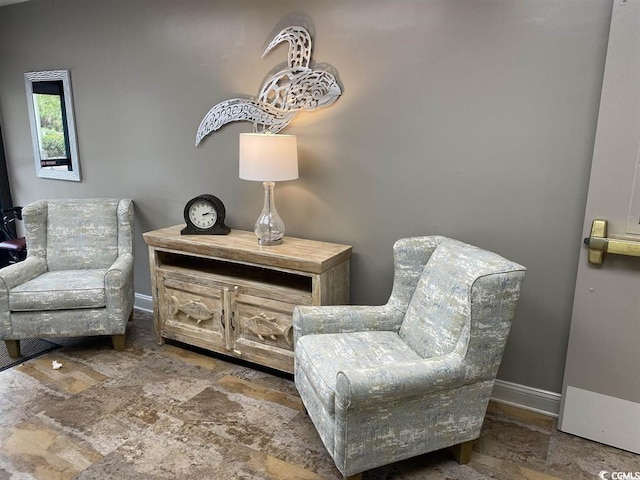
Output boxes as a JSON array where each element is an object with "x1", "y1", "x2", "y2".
[
  {"x1": 188, "y1": 200, "x2": 218, "y2": 229},
  {"x1": 181, "y1": 194, "x2": 230, "y2": 235}
]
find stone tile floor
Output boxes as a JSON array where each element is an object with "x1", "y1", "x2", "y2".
[{"x1": 0, "y1": 310, "x2": 638, "y2": 479}]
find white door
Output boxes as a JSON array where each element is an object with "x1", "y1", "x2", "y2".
[{"x1": 558, "y1": 0, "x2": 640, "y2": 454}]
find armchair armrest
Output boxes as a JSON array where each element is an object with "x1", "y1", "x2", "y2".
[
  {"x1": 104, "y1": 253, "x2": 134, "y2": 321},
  {"x1": 104, "y1": 253, "x2": 134, "y2": 290},
  {"x1": 0, "y1": 257, "x2": 47, "y2": 317},
  {"x1": 293, "y1": 304, "x2": 405, "y2": 340},
  {"x1": 0, "y1": 256, "x2": 47, "y2": 292},
  {"x1": 335, "y1": 353, "x2": 466, "y2": 407}
]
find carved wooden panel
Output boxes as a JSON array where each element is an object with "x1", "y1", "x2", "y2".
[
  {"x1": 157, "y1": 273, "x2": 226, "y2": 351},
  {"x1": 235, "y1": 291, "x2": 300, "y2": 342}
]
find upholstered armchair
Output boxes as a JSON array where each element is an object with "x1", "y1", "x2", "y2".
[
  {"x1": 0, "y1": 198, "x2": 134, "y2": 358},
  {"x1": 293, "y1": 236, "x2": 526, "y2": 479}
]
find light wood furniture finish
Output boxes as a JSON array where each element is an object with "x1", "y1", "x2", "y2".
[{"x1": 143, "y1": 226, "x2": 352, "y2": 373}]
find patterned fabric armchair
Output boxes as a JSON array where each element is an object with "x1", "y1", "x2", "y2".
[
  {"x1": 0, "y1": 198, "x2": 134, "y2": 358},
  {"x1": 293, "y1": 236, "x2": 526, "y2": 479}
]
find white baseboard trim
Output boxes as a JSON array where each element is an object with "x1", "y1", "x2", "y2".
[
  {"x1": 134, "y1": 292, "x2": 154, "y2": 313},
  {"x1": 132, "y1": 291, "x2": 561, "y2": 417},
  {"x1": 491, "y1": 379, "x2": 561, "y2": 418}
]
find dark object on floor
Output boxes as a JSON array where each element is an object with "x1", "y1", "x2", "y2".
[{"x1": 0, "y1": 337, "x2": 60, "y2": 372}]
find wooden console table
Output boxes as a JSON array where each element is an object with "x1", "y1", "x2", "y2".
[{"x1": 143, "y1": 226, "x2": 352, "y2": 373}]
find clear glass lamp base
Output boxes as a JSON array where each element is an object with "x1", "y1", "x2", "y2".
[{"x1": 254, "y1": 181, "x2": 285, "y2": 246}]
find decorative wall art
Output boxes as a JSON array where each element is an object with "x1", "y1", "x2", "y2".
[{"x1": 195, "y1": 26, "x2": 341, "y2": 146}]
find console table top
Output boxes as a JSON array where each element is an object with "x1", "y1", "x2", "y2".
[{"x1": 143, "y1": 225, "x2": 352, "y2": 274}]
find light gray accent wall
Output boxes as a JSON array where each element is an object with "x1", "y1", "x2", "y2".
[{"x1": 0, "y1": 0, "x2": 612, "y2": 393}]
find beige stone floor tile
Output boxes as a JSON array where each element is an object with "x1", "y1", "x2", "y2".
[
  {"x1": 470, "y1": 450, "x2": 548, "y2": 479},
  {"x1": 231, "y1": 364, "x2": 299, "y2": 396},
  {"x1": 72, "y1": 419, "x2": 324, "y2": 480},
  {"x1": 16, "y1": 355, "x2": 108, "y2": 395},
  {"x1": 139, "y1": 375, "x2": 214, "y2": 404},
  {"x1": 165, "y1": 383, "x2": 300, "y2": 452},
  {"x1": 160, "y1": 343, "x2": 238, "y2": 373},
  {"x1": 56, "y1": 343, "x2": 152, "y2": 379},
  {"x1": 486, "y1": 401, "x2": 555, "y2": 434},
  {"x1": 544, "y1": 428, "x2": 640, "y2": 480},
  {"x1": 216, "y1": 374, "x2": 304, "y2": 411},
  {"x1": 0, "y1": 368, "x2": 70, "y2": 427},
  {"x1": 265, "y1": 410, "x2": 341, "y2": 479},
  {"x1": 248, "y1": 450, "x2": 330, "y2": 480},
  {"x1": 36, "y1": 384, "x2": 160, "y2": 456},
  {"x1": 95, "y1": 350, "x2": 230, "y2": 404},
  {"x1": 0, "y1": 417, "x2": 101, "y2": 480},
  {"x1": 475, "y1": 412, "x2": 551, "y2": 474}
]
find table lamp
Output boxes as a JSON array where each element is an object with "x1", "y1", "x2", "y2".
[{"x1": 239, "y1": 133, "x2": 298, "y2": 245}]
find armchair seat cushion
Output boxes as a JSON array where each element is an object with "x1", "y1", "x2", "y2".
[
  {"x1": 296, "y1": 330, "x2": 421, "y2": 414},
  {"x1": 9, "y1": 269, "x2": 108, "y2": 311}
]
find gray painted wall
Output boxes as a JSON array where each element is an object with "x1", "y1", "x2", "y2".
[{"x1": 0, "y1": 0, "x2": 612, "y2": 394}]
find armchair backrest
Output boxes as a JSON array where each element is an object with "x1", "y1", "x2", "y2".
[
  {"x1": 398, "y1": 238, "x2": 526, "y2": 367},
  {"x1": 24, "y1": 198, "x2": 133, "y2": 271}
]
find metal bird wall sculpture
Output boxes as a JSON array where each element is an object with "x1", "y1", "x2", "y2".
[{"x1": 195, "y1": 26, "x2": 341, "y2": 146}]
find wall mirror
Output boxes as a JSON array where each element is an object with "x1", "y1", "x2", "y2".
[{"x1": 24, "y1": 70, "x2": 81, "y2": 181}]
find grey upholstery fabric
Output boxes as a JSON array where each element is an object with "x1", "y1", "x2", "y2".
[
  {"x1": 296, "y1": 331, "x2": 421, "y2": 415},
  {"x1": 9, "y1": 269, "x2": 108, "y2": 310},
  {"x1": 0, "y1": 198, "x2": 134, "y2": 345},
  {"x1": 293, "y1": 236, "x2": 526, "y2": 478}
]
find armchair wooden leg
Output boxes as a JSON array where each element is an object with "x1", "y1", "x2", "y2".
[
  {"x1": 111, "y1": 334, "x2": 126, "y2": 351},
  {"x1": 345, "y1": 474, "x2": 362, "y2": 480},
  {"x1": 5, "y1": 339, "x2": 20, "y2": 358},
  {"x1": 452, "y1": 440, "x2": 474, "y2": 464}
]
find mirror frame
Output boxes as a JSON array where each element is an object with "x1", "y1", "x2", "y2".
[{"x1": 24, "y1": 69, "x2": 81, "y2": 182}]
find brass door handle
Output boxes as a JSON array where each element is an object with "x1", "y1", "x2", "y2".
[{"x1": 584, "y1": 219, "x2": 640, "y2": 264}]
